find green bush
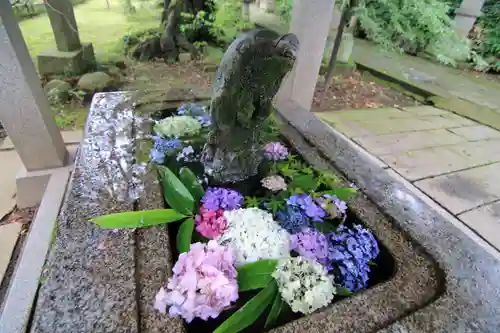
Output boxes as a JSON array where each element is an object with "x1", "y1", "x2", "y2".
[
  {"x1": 210, "y1": 0, "x2": 253, "y2": 45},
  {"x1": 356, "y1": 0, "x2": 470, "y2": 66},
  {"x1": 13, "y1": 0, "x2": 88, "y2": 21},
  {"x1": 275, "y1": 0, "x2": 293, "y2": 22},
  {"x1": 476, "y1": 0, "x2": 500, "y2": 71}
]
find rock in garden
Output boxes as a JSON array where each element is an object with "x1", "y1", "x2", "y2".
[
  {"x1": 44, "y1": 79, "x2": 72, "y2": 101},
  {"x1": 76, "y1": 72, "x2": 114, "y2": 92}
]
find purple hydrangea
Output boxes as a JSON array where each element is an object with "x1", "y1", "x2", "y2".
[
  {"x1": 287, "y1": 194, "x2": 326, "y2": 222},
  {"x1": 263, "y1": 142, "x2": 289, "y2": 161},
  {"x1": 150, "y1": 136, "x2": 182, "y2": 164},
  {"x1": 201, "y1": 187, "x2": 243, "y2": 211},
  {"x1": 196, "y1": 115, "x2": 212, "y2": 127},
  {"x1": 274, "y1": 206, "x2": 310, "y2": 234},
  {"x1": 290, "y1": 228, "x2": 329, "y2": 266},
  {"x1": 327, "y1": 224, "x2": 380, "y2": 292},
  {"x1": 317, "y1": 194, "x2": 348, "y2": 219}
]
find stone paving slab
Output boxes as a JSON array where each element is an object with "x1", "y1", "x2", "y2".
[
  {"x1": 448, "y1": 125, "x2": 500, "y2": 141},
  {"x1": 354, "y1": 129, "x2": 466, "y2": 155},
  {"x1": 0, "y1": 222, "x2": 21, "y2": 283},
  {"x1": 317, "y1": 108, "x2": 414, "y2": 122},
  {"x1": 380, "y1": 139, "x2": 500, "y2": 180},
  {"x1": 458, "y1": 201, "x2": 500, "y2": 250},
  {"x1": 439, "y1": 113, "x2": 478, "y2": 126},
  {"x1": 0, "y1": 150, "x2": 22, "y2": 220},
  {"x1": 414, "y1": 163, "x2": 500, "y2": 214},
  {"x1": 0, "y1": 130, "x2": 83, "y2": 151},
  {"x1": 400, "y1": 105, "x2": 448, "y2": 116}
]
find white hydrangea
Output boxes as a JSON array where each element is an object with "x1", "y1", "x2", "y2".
[
  {"x1": 272, "y1": 257, "x2": 336, "y2": 314},
  {"x1": 218, "y1": 208, "x2": 290, "y2": 266},
  {"x1": 154, "y1": 116, "x2": 202, "y2": 138}
]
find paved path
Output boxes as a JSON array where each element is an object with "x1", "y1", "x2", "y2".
[
  {"x1": 317, "y1": 106, "x2": 500, "y2": 250},
  {"x1": 0, "y1": 130, "x2": 82, "y2": 285}
]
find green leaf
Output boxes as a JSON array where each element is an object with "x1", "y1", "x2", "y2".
[
  {"x1": 312, "y1": 221, "x2": 338, "y2": 234},
  {"x1": 368, "y1": 260, "x2": 378, "y2": 267},
  {"x1": 244, "y1": 196, "x2": 261, "y2": 208},
  {"x1": 237, "y1": 259, "x2": 278, "y2": 292},
  {"x1": 179, "y1": 167, "x2": 205, "y2": 202},
  {"x1": 290, "y1": 174, "x2": 318, "y2": 192},
  {"x1": 267, "y1": 197, "x2": 284, "y2": 214},
  {"x1": 321, "y1": 187, "x2": 357, "y2": 201},
  {"x1": 158, "y1": 166, "x2": 195, "y2": 214},
  {"x1": 265, "y1": 293, "x2": 285, "y2": 328},
  {"x1": 214, "y1": 280, "x2": 278, "y2": 333},
  {"x1": 91, "y1": 209, "x2": 185, "y2": 229},
  {"x1": 336, "y1": 286, "x2": 353, "y2": 296},
  {"x1": 177, "y1": 218, "x2": 195, "y2": 253}
]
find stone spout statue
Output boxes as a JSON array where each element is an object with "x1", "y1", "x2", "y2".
[{"x1": 201, "y1": 29, "x2": 299, "y2": 183}]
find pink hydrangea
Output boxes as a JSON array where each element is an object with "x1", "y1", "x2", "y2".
[
  {"x1": 195, "y1": 206, "x2": 228, "y2": 239},
  {"x1": 154, "y1": 241, "x2": 239, "y2": 322}
]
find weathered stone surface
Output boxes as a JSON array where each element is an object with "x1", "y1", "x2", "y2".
[
  {"x1": 44, "y1": 79, "x2": 72, "y2": 101},
  {"x1": 77, "y1": 71, "x2": 114, "y2": 92},
  {"x1": 415, "y1": 163, "x2": 500, "y2": 214},
  {"x1": 274, "y1": 99, "x2": 500, "y2": 333},
  {"x1": 354, "y1": 129, "x2": 465, "y2": 155},
  {"x1": 459, "y1": 201, "x2": 500, "y2": 250},
  {"x1": 380, "y1": 139, "x2": 500, "y2": 180},
  {"x1": 448, "y1": 125, "x2": 500, "y2": 141},
  {"x1": 400, "y1": 105, "x2": 448, "y2": 116},
  {"x1": 317, "y1": 108, "x2": 413, "y2": 123},
  {"x1": 0, "y1": 222, "x2": 21, "y2": 283},
  {"x1": 38, "y1": 43, "x2": 96, "y2": 76},
  {"x1": 439, "y1": 113, "x2": 477, "y2": 126},
  {"x1": 31, "y1": 93, "x2": 139, "y2": 333},
  {"x1": 202, "y1": 29, "x2": 298, "y2": 183}
]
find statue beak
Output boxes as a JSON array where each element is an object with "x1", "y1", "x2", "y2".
[{"x1": 275, "y1": 33, "x2": 299, "y2": 59}]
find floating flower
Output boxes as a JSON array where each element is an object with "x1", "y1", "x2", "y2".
[
  {"x1": 327, "y1": 224, "x2": 379, "y2": 292},
  {"x1": 261, "y1": 175, "x2": 287, "y2": 192},
  {"x1": 154, "y1": 116, "x2": 202, "y2": 138},
  {"x1": 218, "y1": 208, "x2": 290, "y2": 266},
  {"x1": 275, "y1": 206, "x2": 310, "y2": 234},
  {"x1": 176, "y1": 145, "x2": 196, "y2": 162},
  {"x1": 290, "y1": 228, "x2": 329, "y2": 266},
  {"x1": 316, "y1": 194, "x2": 348, "y2": 219},
  {"x1": 150, "y1": 136, "x2": 182, "y2": 164},
  {"x1": 201, "y1": 187, "x2": 243, "y2": 211},
  {"x1": 154, "y1": 241, "x2": 238, "y2": 322},
  {"x1": 287, "y1": 194, "x2": 326, "y2": 222},
  {"x1": 272, "y1": 257, "x2": 335, "y2": 314},
  {"x1": 263, "y1": 142, "x2": 289, "y2": 161},
  {"x1": 195, "y1": 206, "x2": 228, "y2": 239}
]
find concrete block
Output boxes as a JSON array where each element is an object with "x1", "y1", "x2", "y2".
[
  {"x1": 415, "y1": 163, "x2": 500, "y2": 214},
  {"x1": 37, "y1": 42, "x2": 96, "y2": 76},
  {"x1": 459, "y1": 201, "x2": 500, "y2": 251}
]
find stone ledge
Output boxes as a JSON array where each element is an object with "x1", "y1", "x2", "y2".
[{"x1": 274, "y1": 98, "x2": 500, "y2": 332}]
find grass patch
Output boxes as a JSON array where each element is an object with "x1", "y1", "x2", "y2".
[
  {"x1": 53, "y1": 105, "x2": 89, "y2": 130},
  {"x1": 19, "y1": 0, "x2": 160, "y2": 63}
]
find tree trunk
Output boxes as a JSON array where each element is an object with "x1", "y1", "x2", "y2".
[{"x1": 132, "y1": 0, "x2": 200, "y2": 62}]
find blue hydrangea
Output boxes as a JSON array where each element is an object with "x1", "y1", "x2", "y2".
[
  {"x1": 287, "y1": 194, "x2": 326, "y2": 222},
  {"x1": 274, "y1": 206, "x2": 310, "y2": 234},
  {"x1": 327, "y1": 224, "x2": 380, "y2": 292},
  {"x1": 150, "y1": 136, "x2": 182, "y2": 164},
  {"x1": 177, "y1": 103, "x2": 211, "y2": 127}
]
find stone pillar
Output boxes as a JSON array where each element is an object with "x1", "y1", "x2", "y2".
[
  {"x1": 0, "y1": 2, "x2": 69, "y2": 207},
  {"x1": 454, "y1": 0, "x2": 485, "y2": 37},
  {"x1": 260, "y1": 0, "x2": 275, "y2": 12},
  {"x1": 37, "y1": 0, "x2": 96, "y2": 75},
  {"x1": 275, "y1": 0, "x2": 335, "y2": 111},
  {"x1": 242, "y1": 0, "x2": 251, "y2": 21}
]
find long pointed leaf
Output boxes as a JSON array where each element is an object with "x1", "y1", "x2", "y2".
[
  {"x1": 214, "y1": 280, "x2": 278, "y2": 333},
  {"x1": 179, "y1": 167, "x2": 205, "y2": 202},
  {"x1": 91, "y1": 209, "x2": 185, "y2": 229},
  {"x1": 158, "y1": 166, "x2": 195, "y2": 214},
  {"x1": 265, "y1": 293, "x2": 285, "y2": 328},
  {"x1": 237, "y1": 259, "x2": 278, "y2": 292},
  {"x1": 177, "y1": 218, "x2": 195, "y2": 253}
]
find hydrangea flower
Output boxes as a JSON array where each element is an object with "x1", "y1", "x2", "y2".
[
  {"x1": 196, "y1": 115, "x2": 211, "y2": 127},
  {"x1": 176, "y1": 146, "x2": 196, "y2": 162},
  {"x1": 290, "y1": 228, "x2": 329, "y2": 266},
  {"x1": 327, "y1": 224, "x2": 380, "y2": 292},
  {"x1": 274, "y1": 206, "x2": 310, "y2": 234},
  {"x1": 177, "y1": 103, "x2": 208, "y2": 117},
  {"x1": 218, "y1": 208, "x2": 291, "y2": 266},
  {"x1": 316, "y1": 194, "x2": 348, "y2": 219},
  {"x1": 272, "y1": 257, "x2": 335, "y2": 314},
  {"x1": 154, "y1": 241, "x2": 238, "y2": 322},
  {"x1": 201, "y1": 187, "x2": 243, "y2": 211},
  {"x1": 263, "y1": 142, "x2": 289, "y2": 161},
  {"x1": 150, "y1": 136, "x2": 182, "y2": 164},
  {"x1": 195, "y1": 206, "x2": 228, "y2": 239},
  {"x1": 154, "y1": 116, "x2": 202, "y2": 138},
  {"x1": 287, "y1": 194, "x2": 326, "y2": 222},
  {"x1": 261, "y1": 175, "x2": 287, "y2": 192}
]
